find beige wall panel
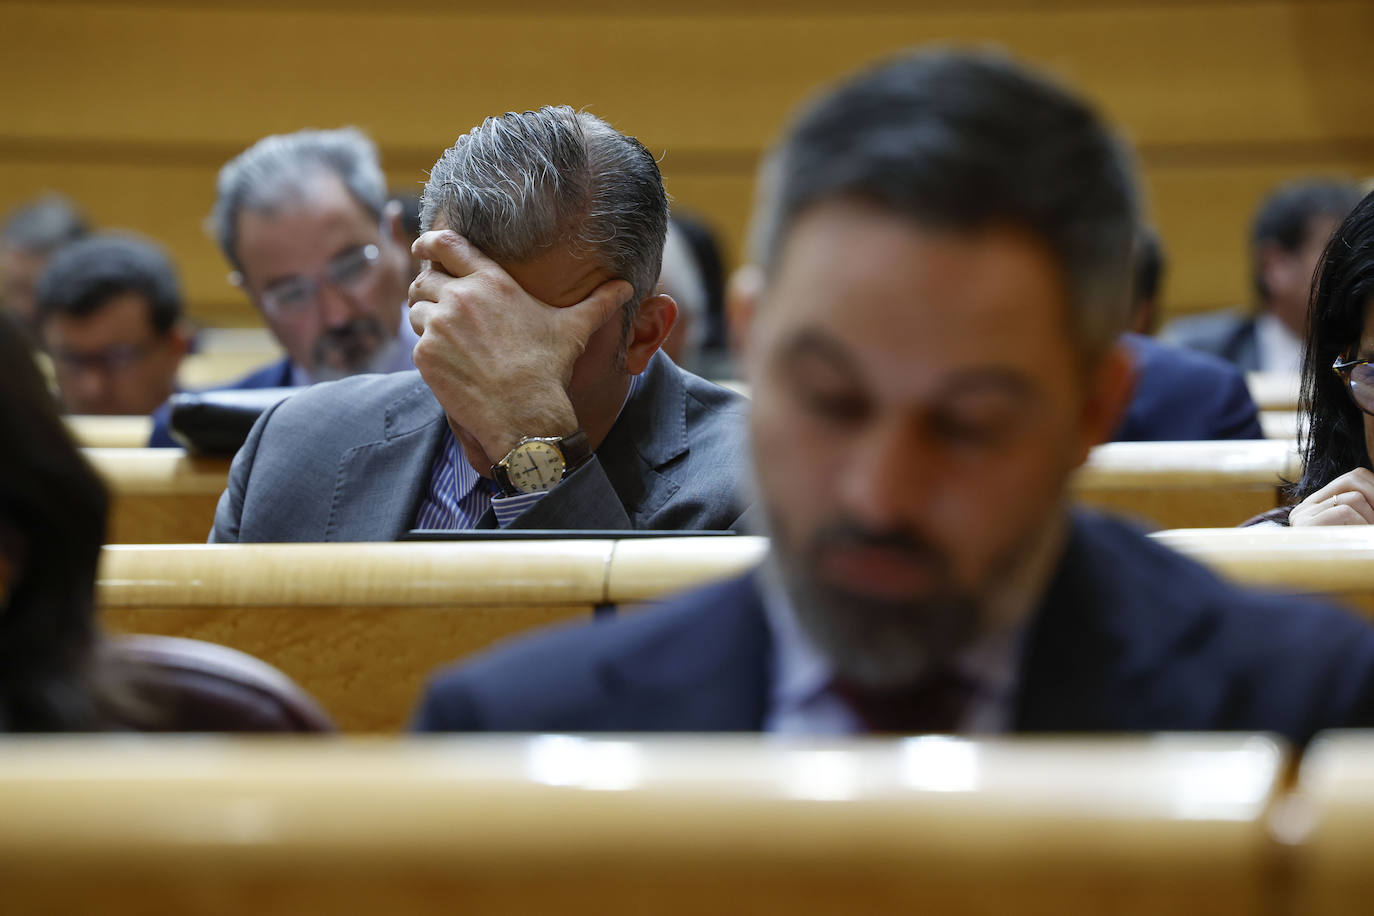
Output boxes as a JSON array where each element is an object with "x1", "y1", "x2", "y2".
[{"x1": 2, "y1": 2, "x2": 1372, "y2": 151}]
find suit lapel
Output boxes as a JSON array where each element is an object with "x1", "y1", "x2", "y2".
[
  {"x1": 598, "y1": 573, "x2": 772, "y2": 730},
  {"x1": 1012, "y1": 513, "x2": 1211, "y2": 732},
  {"x1": 325, "y1": 378, "x2": 450, "y2": 541},
  {"x1": 595, "y1": 352, "x2": 689, "y2": 523}
]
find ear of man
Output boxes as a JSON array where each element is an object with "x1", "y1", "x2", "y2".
[
  {"x1": 1072, "y1": 340, "x2": 1136, "y2": 464},
  {"x1": 624, "y1": 293, "x2": 678, "y2": 375}
]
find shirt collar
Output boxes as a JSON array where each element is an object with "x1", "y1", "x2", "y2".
[{"x1": 760, "y1": 510, "x2": 1070, "y2": 717}]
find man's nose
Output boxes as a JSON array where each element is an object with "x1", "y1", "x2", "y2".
[
  {"x1": 316, "y1": 281, "x2": 355, "y2": 329},
  {"x1": 837, "y1": 421, "x2": 936, "y2": 529},
  {"x1": 69, "y1": 365, "x2": 108, "y2": 409}
]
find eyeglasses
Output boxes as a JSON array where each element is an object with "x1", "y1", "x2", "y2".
[
  {"x1": 246, "y1": 243, "x2": 382, "y2": 318},
  {"x1": 1333, "y1": 352, "x2": 1374, "y2": 416},
  {"x1": 50, "y1": 341, "x2": 155, "y2": 376}
]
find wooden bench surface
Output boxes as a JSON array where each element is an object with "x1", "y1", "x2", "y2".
[
  {"x1": 86, "y1": 448, "x2": 230, "y2": 544},
  {"x1": 1151, "y1": 527, "x2": 1374, "y2": 617},
  {"x1": 0, "y1": 734, "x2": 1286, "y2": 916},
  {"x1": 65, "y1": 415, "x2": 154, "y2": 448},
  {"x1": 86, "y1": 439, "x2": 1305, "y2": 543},
  {"x1": 1287, "y1": 732, "x2": 1374, "y2": 916}
]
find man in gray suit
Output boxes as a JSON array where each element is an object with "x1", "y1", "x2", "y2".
[{"x1": 211, "y1": 107, "x2": 749, "y2": 541}]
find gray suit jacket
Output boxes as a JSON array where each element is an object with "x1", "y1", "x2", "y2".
[
  {"x1": 1158, "y1": 309, "x2": 1261, "y2": 373},
  {"x1": 210, "y1": 352, "x2": 751, "y2": 542}
]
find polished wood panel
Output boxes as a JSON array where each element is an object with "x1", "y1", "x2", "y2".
[
  {"x1": 607, "y1": 535, "x2": 767, "y2": 605},
  {"x1": 1247, "y1": 372, "x2": 1302, "y2": 411},
  {"x1": 2, "y1": 1, "x2": 1371, "y2": 325},
  {"x1": 65, "y1": 415, "x2": 153, "y2": 448},
  {"x1": 97, "y1": 541, "x2": 614, "y2": 730},
  {"x1": 1287, "y1": 732, "x2": 1374, "y2": 916},
  {"x1": 0, "y1": 735, "x2": 1287, "y2": 915},
  {"x1": 1260, "y1": 410, "x2": 1302, "y2": 441},
  {"x1": 180, "y1": 350, "x2": 283, "y2": 388},
  {"x1": 1072, "y1": 440, "x2": 1299, "y2": 529},
  {"x1": 85, "y1": 448, "x2": 230, "y2": 544},
  {"x1": 1151, "y1": 527, "x2": 1374, "y2": 617}
]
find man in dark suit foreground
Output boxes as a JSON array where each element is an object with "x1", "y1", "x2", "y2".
[{"x1": 414, "y1": 51, "x2": 1374, "y2": 744}]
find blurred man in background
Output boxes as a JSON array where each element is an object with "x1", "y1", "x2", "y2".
[
  {"x1": 1161, "y1": 178, "x2": 1363, "y2": 373},
  {"x1": 0, "y1": 194, "x2": 89, "y2": 334},
  {"x1": 35, "y1": 234, "x2": 190, "y2": 416},
  {"x1": 209, "y1": 127, "x2": 417, "y2": 388}
]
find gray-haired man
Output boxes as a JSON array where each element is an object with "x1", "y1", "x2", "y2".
[
  {"x1": 209, "y1": 127, "x2": 418, "y2": 389},
  {"x1": 211, "y1": 107, "x2": 749, "y2": 541}
]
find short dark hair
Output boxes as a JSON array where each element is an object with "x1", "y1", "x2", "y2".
[
  {"x1": 0, "y1": 193, "x2": 89, "y2": 255},
  {"x1": 1133, "y1": 226, "x2": 1166, "y2": 307},
  {"x1": 1290, "y1": 189, "x2": 1374, "y2": 504},
  {"x1": 34, "y1": 235, "x2": 183, "y2": 334},
  {"x1": 752, "y1": 49, "x2": 1140, "y2": 357},
  {"x1": 1251, "y1": 178, "x2": 1364, "y2": 302}
]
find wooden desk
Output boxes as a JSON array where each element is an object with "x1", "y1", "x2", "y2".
[
  {"x1": 1283, "y1": 731, "x2": 1374, "y2": 916},
  {"x1": 1152, "y1": 527, "x2": 1374, "y2": 618},
  {"x1": 0, "y1": 734, "x2": 1287, "y2": 916},
  {"x1": 98, "y1": 541, "x2": 614, "y2": 731},
  {"x1": 1072, "y1": 439, "x2": 1299, "y2": 529},
  {"x1": 65, "y1": 415, "x2": 154, "y2": 448},
  {"x1": 1247, "y1": 372, "x2": 1301, "y2": 411},
  {"x1": 85, "y1": 448, "x2": 229, "y2": 544}
]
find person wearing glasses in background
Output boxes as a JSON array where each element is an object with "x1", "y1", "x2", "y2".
[
  {"x1": 1249, "y1": 190, "x2": 1374, "y2": 526},
  {"x1": 146, "y1": 128, "x2": 417, "y2": 447},
  {"x1": 35, "y1": 234, "x2": 191, "y2": 418}
]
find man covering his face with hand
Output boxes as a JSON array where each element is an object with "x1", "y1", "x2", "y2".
[{"x1": 211, "y1": 107, "x2": 749, "y2": 541}]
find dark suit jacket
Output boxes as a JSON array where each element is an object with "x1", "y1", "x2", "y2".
[
  {"x1": 1113, "y1": 333, "x2": 1264, "y2": 441},
  {"x1": 148, "y1": 358, "x2": 293, "y2": 447},
  {"x1": 1158, "y1": 310, "x2": 1262, "y2": 374},
  {"x1": 413, "y1": 511, "x2": 1374, "y2": 747},
  {"x1": 210, "y1": 351, "x2": 751, "y2": 541}
]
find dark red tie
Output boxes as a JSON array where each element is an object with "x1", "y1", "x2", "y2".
[{"x1": 831, "y1": 670, "x2": 977, "y2": 735}]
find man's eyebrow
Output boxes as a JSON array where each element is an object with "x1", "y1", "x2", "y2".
[
  {"x1": 262, "y1": 242, "x2": 365, "y2": 289},
  {"x1": 777, "y1": 327, "x2": 861, "y2": 376},
  {"x1": 932, "y1": 368, "x2": 1036, "y2": 401}
]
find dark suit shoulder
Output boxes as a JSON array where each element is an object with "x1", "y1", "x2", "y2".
[
  {"x1": 1115, "y1": 334, "x2": 1263, "y2": 441},
  {"x1": 1027, "y1": 513, "x2": 1374, "y2": 744},
  {"x1": 414, "y1": 574, "x2": 768, "y2": 732}
]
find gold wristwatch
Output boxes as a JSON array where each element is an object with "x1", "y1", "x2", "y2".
[{"x1": 491, "y1": 430, "x2": 592, "y2": 497}]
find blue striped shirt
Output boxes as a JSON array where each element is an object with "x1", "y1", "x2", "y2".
[{"x1": 413, "y1": 374, "x2": 640, "y2": 530}]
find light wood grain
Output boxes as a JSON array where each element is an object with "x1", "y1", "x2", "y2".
[
  {"x1": 1287, "y1": 732, "x2": 1374, "y2": 916},
  {"x1": 64, "y1": 415, "x2": 154, "y2": 448},
  {"x1": 2, "y1": 1, "x2": 1372, "y2": 326},
  {"x1": 0, "y1": 734, "x2": 1286, "y2": 915}
]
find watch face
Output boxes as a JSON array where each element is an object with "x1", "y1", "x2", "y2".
[{"x1": 505, "y1": 440, "x2": 566, "y2": 494}]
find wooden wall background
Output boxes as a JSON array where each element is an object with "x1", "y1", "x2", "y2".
[{"x1": 1, "y1": 0, "x2": 1372, "y2": 329}]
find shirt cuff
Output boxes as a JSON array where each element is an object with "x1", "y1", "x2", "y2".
[{"x1": 490, "y1": 489, "x2": 550, "y2": 528}]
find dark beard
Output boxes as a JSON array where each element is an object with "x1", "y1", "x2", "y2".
[
  {"x1": 311, "y1": 317, "x2": 386, "y2": 376},
  {"x1": 771, "y1": 518, "x2": 1043, "y2": 690}
]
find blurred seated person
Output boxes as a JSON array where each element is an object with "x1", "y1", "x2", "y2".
[
  {"x1": 146, "y1": 129, "x2": 421, "y2": 448},
  {"x1": 209, "y1": 127, "x2": 417, "y2": 389},
  {"x1": 1252, "y1": 190, "x2": 1374, "y2": 526},
  {"x1": 1161, "y1": 178, "x2": 1363, "y2": 374},
  {"x1": 211, "y1": 108, "x2": 749, "y2": 542},
  {"x1": 0, "y1": 313, "x2": 330, "y2": 731},
  {"x1": 414, "y1": 51, "x2": 1374, "y2": 746},
  {"x1": 0, "y1": 193, "x2": 89, "y2": 335},
  {"x1": 35, "y1": 234, "x2": 191, "y2": 417},
  {"x1": 657, "y1": 219, "x2": 709, "y2": 372},
  {"x1": 1116, "y1": 226, "x2": 1264, "y2": 441}
]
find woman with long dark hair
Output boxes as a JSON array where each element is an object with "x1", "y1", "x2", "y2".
[
  {"x1": 1280, "y1": 189, "x2": 1374, "y2": 525},
  {"x1": 0, "y1": 312, "x2": 113, "y2": 729},
  {"x1": 1, "y1": 312, "x2": 332, "y2": 731}
]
